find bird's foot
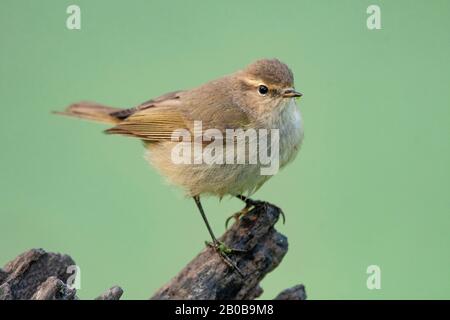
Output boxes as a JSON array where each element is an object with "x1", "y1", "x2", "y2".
[
  {"x1": 229, "y1": 196, "x2": 286, "y2": 226},
  {"x1": 205, "y1": 240, "x2": 246, "y2": 277},
  {"x1": 225, "y1": 204, "x2": 252, "y2": 228}
]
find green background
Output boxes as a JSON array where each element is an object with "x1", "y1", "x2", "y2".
[{"x1": 1, "y1": 0, "x2": 449, "y2": 299}]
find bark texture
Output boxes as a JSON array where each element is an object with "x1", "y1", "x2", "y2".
[
  {"x1": 0, "y1": 248, "x2": 122, "y2": 300},
  {"x1": 0, "y1": 204, "x2": 305, "y2": 300}
]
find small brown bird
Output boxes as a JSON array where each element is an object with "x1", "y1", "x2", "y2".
[{"x1": 56, "y1": 59, "x2": 304, "y2": 276}]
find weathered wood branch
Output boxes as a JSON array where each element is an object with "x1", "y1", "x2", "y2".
[
  {"x1": 274, "y1": 284, "x2": 307, "y2": 300},
  {"x1": 151, "y1": 203, "x2": 305, "y2": 299},
  {"x1": 0, "y1": 249, "x2": 77, "y2": 300},
  {"x1": 0, "y1": 204, "x2": 306, "y2": 300},
  {"x1": 0, "y1": 248, "x2": 122, "y2": 300}
]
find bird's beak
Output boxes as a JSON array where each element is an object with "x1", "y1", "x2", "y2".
[{"x1": 282, "y1": 88, "x2": 303, "y2": 98}]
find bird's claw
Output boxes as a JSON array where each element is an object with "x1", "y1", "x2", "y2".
[
  {"x1": 229, "y1": 198, "x2": 286, "y2": 226},
  {"x1": 225, "y1": 205, "x2": 252, "y2": 229}
]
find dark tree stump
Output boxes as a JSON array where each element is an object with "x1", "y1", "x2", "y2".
[
  {"x1": 0, "y1": 248, "x2": 122, "y2": 300},
  {"x1": 151, "y1": 203, "x2": 306, "y2": 300},
  {"x1": 0, "y1": 204, "x2": 305, "y2": 300}
]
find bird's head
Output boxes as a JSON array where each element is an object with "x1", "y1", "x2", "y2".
[{"x1": 234, "y1": 59, "x2": 302, "y2": 115}]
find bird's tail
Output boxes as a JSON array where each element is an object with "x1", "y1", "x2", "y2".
[{"x1": 54, "y1": 101, "x2": 124, "y2": 124}]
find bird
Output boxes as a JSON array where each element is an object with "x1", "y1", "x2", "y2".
[{"x1": 56, "y1": 58, "x2": 304, "y2": 276}]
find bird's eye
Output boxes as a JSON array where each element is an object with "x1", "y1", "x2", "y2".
[{"x1": 258, "y1": 85, "x2": 269, "y2": 95}]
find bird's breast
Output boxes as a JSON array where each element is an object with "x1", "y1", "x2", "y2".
[{"x1": 268, "y1": 98, "x2": 304, "y2": 168}]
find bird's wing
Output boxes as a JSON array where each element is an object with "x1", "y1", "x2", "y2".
[
  {"x1": 108, "y1": 90, "x2": 183, "y2": 121},
  {"x1": 105, "y1": 90, "x2": 251, "y2": 142}
]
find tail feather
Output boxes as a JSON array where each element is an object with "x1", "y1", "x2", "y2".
[{"x1": 54, "y1": 101, "x2": 123, "y2": 124}]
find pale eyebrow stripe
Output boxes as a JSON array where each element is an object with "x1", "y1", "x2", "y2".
[{"x1": 239, "y1": 77, "x2": 266, "y2": 87}]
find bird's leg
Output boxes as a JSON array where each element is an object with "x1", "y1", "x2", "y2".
[
  {"x1": 225, "y1": 195, "x2": 286, "y2": 228},
  {"x1": 193, "y1": 196, "x2": 246, "y2": 277}
]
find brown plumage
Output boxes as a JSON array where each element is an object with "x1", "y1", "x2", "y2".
[
  {"x1": 244, "y1": 58, "x2": 294, "y2": 87},
  {"x1": 57, "y1": 59, "x2": 295, "y2": 142},
  {"x1": 57, "y1": 58, "x2": 303, "y2": 196},
  {"x1": 56, "y1": 59, "x2": 304, "y2": 275},
  {"x1": 54, "y1": 101, "x2": 122, "y2": 124}
]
